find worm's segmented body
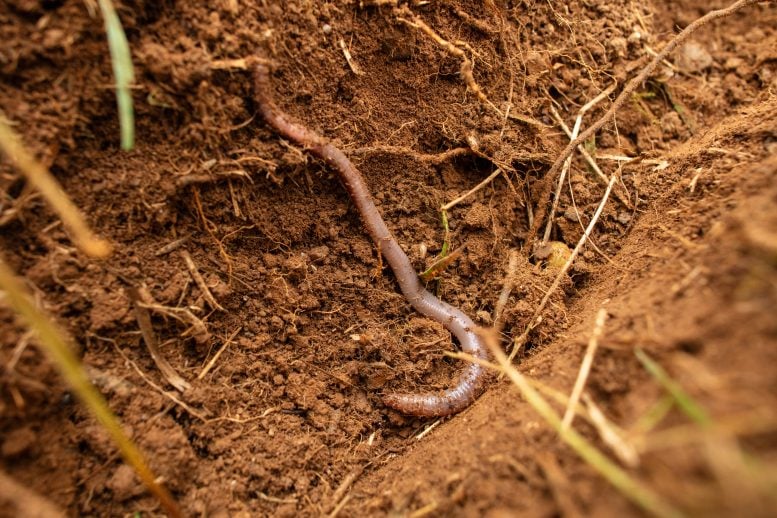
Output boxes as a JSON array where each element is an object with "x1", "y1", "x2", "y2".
[{"x1": 253, "y1": 63, "x2": 488, "y2": 417}]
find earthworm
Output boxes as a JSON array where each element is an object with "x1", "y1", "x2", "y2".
[{"x1": 253, "y1": 63, "x2": 488, "y2": 417}]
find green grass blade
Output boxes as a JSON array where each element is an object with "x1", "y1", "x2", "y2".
[
  {"x1": 632, "y1": 395, "x2": 675, "y2": 435},
  {"x1": 0, "y1": 256, "x2": 180, "y2": 517},
  {"x1": 440, "y1": 209, "x2": 450, "y2": 257},
  {"x1": 97, "y1": 0, "x2": 135, "y2": 150},
  {"x1": 635, "y1": 349, "x2": 711, "y2": 427}
]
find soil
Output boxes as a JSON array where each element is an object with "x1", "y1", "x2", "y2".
[{"x1": 1, "y1": 0, "x2": 776, "y2": 516}]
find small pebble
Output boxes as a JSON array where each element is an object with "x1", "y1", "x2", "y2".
[
  {"x1": 545, "y1": 242, "x2": 572, "y2": 270},
  {"x1": 677, "y1": 40, "x2": 713, "y2": 73},
  {"x1": 322, "y1": 24, "x2": 332, "y2": 35},
  {"x1": 418, "y1": 242, "x2": 428, "y2": 259}
]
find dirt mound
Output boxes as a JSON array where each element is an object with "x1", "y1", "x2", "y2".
[{"x1": 1, "y1": 1, "x2": 775, "y2": 516}]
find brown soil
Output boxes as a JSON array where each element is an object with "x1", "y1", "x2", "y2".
[{"x1": 1, "y1": 1, "x2": 776, "y2": 516}]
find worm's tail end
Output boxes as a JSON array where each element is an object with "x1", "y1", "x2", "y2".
[{"x1": 382, "y1": 363, "x2": 486, "y2": 417}]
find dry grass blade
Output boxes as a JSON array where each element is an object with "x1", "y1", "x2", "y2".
[
  {"x1": 350, "y1": 145, "x2": 471, "y2": 165},
  {"x1": 339, "y1": 38, "x2": 364, "y2": 75},
  {"x1": 450, "y1": 349, "x2": 638, "y2": 465},
  {"x1": 154, "y1": 234, "x2": 191, "y2": 257},
  {"x1": 549, "y1": 104, "x2": 632, "y2": 209},
  {"x1": 114, "y1": 344, "x2": 208, "y2": 421},
  {"x1": 637, "y1": 409, "x2": 777, "y2": 452},
  {"x1": 419, "y1": 246, "x2": 463, "y2": 282},
  {"x1": 0, "y1": 120, "x2": 112, "y2": 258},
  {"x1": 210, "y1": 57, "x2": 249, "y2": 70},
  {"x1": 583, "y1": 393, "x2": 640, "y2": 468},
  {"x1": 632, "y1": 350, "x2": 777, "y2": 506},
  {"x1": 408, "y1": 501, "x2": 438, "y2": 518},
  {"x1": 96, "y1": 0, "x2": 135, "y2": 150},
  {"x1": 0, "y1": 256, "x2": 180, "y2": 517},
  {"x1": 542, "y1": 83, "x2": 617, "y2": 247},
  {"x1": 542, "y1": 108, "x2": 582, "y2": 246},
  {"x1": 257, "y1": 491, "x2": 298, "y2": 504},
  {"x1": 414, "y1": 419, "x2": 441, "y2": 440},
  {"x1": 328, "y1": 494, "x2": 351, "y2": 518},
  {"x1": 538, "y1": 453, "x2": 584, "y2": 518},
  {"x1": 562, "y1": 308, "x2": 608, "y2": 430},
  {"x1": 0, "y1": 184, "x2": 39, "y2": 228},
  {"x1": 328, "y1": 466, "x2": 365, "y2": 515},
  {"x1": 631, "y1": 395, "x2": 675, "y2": 436},
  {"x1": 128, "y1": 286, "x2": 191, "y2": 392},
  {"x1": 137, "y1": 300, "x2": 211, "y2": 343}
]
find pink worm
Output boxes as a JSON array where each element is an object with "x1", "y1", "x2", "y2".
[{"x1": 253, "y1": 63, "x2": 488, "y2": 417}]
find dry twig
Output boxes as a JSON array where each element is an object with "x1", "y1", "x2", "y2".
[
  {"x1": 493, "y1": 249, "x2": 520, "y2": 334},
  {"x1": 181, "y1": 250, "x2": 225, "y2": 311},
  {"x1": 114, "y1": 344, "x2": 208, "y2": 421},
  {"x1": 394, "y1": 7, "x2": 501, "y2": 115},
  {"x1": 128, "y1": 286, "x2": 191, "y2": 392},
  {"x1": 198, "y1": 327, "x2": 240, "y2": 380},
  {"x1": 442, "y1": 168, "x2": 503, "y2": 212}
]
